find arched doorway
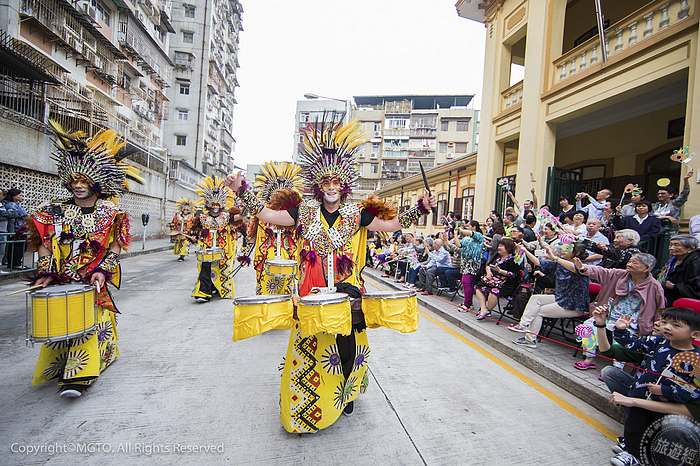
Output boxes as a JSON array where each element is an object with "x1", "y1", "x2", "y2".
[{"x1": 645, "y1": 149, "x2": 681, "y2": 194}]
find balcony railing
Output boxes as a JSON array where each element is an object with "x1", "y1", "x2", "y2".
[
  {"x1": 553, "y1": 0, "x2": 693, "y2": 85},
  {"x1": 410, "y1": 128, "x2": 437, "y2": 137},
  {"x1": 383, "y1": 128, "x2": 410, "y2": 137},
  {"x1": 501, "y1": 80, "x2": 523, "y2": 113},
  {"x1": 382, "y1": 150, "x2": 409, "y2": 158}
]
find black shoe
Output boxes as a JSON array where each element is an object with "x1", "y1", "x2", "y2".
[
  {"x1": 196, "y1": 297, "x2": 210, "y2": 303},
  {"x1": 178, "y1": 257, "x2": 185, "y2": 262},
  {"x1": 59, "y1": 384, "x2": 85, "y2": 398},
  {"x1": 343, "y1": 401, "x2": 354, "y2": 417}
]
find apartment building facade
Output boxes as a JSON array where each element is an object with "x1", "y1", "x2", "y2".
[
  {"x1": 352, "y1": 95, "x2": 479, "y2": 200},
  {"x1": 163, "y1": 0, "x2": 242, "y2": 184},
  {"x1": 456, "y1": 0, "x2": 700, "y2": 225},
  {"x1": 0, "y1": 0, "x2": 180, "y2": 235}
]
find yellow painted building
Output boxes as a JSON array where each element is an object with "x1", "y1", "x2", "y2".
[
  {"x1": 455, "y1": 0, "x2": 699, "y2": 224},
  {"x1": 375, "y1": 153, "x2": 478, "y2": 236}
]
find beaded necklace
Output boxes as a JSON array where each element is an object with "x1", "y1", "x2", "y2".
[{"x1": 298, "y1": 200, "x2": 359, "y2": 257}]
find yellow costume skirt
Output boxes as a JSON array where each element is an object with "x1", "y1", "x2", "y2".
[
  {"x1": 280, "y1": 322, "x2": 370, "y2": 433},
  {"x1": 174, "y1": 239, "x2": 190, "y2": 257},
  {"x1": 31, "y1": 307, "x2": 119, "y2": 386},
  {"x1": 192, "y1": 257, "x2": 235, "y2": 299}
]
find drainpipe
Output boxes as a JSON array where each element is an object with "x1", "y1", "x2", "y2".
[{"x1": 194, "y1": 0, "x2": 210, "y2": 170}]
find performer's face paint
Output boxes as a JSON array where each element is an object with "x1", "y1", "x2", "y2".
[
  {"x1": 70, "y1": 177, "x2": 94, "y2": 200},
  {"x1": 209, "y1": 203, "x2": 221, "y2": 215},
  {"x1": 320, "y1": 176, "x2": 342, "y2": 203}
]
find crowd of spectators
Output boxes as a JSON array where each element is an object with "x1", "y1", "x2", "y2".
[{"x1": 367, "y1": 172, "x2": 700, "y2": 466}]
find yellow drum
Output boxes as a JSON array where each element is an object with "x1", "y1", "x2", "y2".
[
  {"x1": 297, "y1": 292, "x2": 352, "y2": 337},
  {"x1": 362, "y1": 290, "x2": 418, "y2": 333},
  {"x1": 196, "y1": 247, "x2": 224, "y2": 262},
  {"x1": 26, "y1": 284, "x2": 97, "y2": 343},
  {"x1": 233, "y1": 294, "x2": 293, "y2": 341},
  {"x1": 264, "y1": 258, "x2": 298, "y2": 278}
]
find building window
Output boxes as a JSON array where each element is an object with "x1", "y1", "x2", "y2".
[
  {"x1": 183, "y1": 31, "x2": 194, "y2": 43},
  {"x1": 373, "y1": 122, "x2": 381, "y2": 132},
  {"x1": 91, "y1": 0, "x2": 110, "y2": 24},
  {"x1": 439, "y1": 142, "x2": 447, "y2": 153},
  {"x1": 176, "y1": 135, "x2": 187, "y2": 146},
  {"x1": 178, "y1": 110, "x2": 189, "y2": 120},
  {"x1": 441, "y1": 120, "x2": 449, "y2": 131},
  {"x1": 434, "y1": 193, "x2": 448, "y2": 226},
  {"x1": 179, "y1": 83, "x2": 190, "y2": 95},
  {"x1": 455, "y1": 142, "x2": 468, "y2": 153},
  {"x1": 184, "y1": 5, "x2": 195, "y2": 18},
  {"x1": 372, "y1": 142, "x2": 380, "y2": 152},
  {"x1": 456, "y1": 120, "x2": 469, "y2": 131},
  {"x1": 299, "y1": 112, "x2": 309, "y2": 123},
  {"x1": 370, "y1": 163, "x2": 378, "y2": 174},
  {"x1": 174, "y1": 51, "x2": 193, "y2": 69}
]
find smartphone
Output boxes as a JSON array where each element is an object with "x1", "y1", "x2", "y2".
[{"x1": 534, "y1": 249, "x2": 546, "y2": 257}]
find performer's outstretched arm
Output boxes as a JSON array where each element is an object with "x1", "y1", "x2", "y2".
[
  {"x1": 369, "y1": 189, "x2": 437, "y2": 232},
  {"x1": 225, "y1": 171, "x2": 295, "y2": 226}
]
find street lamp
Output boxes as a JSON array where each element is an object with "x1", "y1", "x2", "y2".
[{"x1": 303, "y1": 93, "x2": 351, "y2": 123}]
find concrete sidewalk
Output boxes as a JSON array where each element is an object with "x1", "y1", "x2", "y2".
[
  {"x1": 0, "y1": 237, "x2": 173, "y2": 282},
  {"x1": 363, "y1": 266, "x2": 624, "y2": 423}
]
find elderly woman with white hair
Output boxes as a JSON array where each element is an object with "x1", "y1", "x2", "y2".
[
  {"x1": 659, "y1": 234, "x2": 700, "y2": 304},
  {"x1": 561, "y1": 252, "x2": 665, "y2": 370}
]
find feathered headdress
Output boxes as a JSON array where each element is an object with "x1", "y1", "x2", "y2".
[
  {"x1": 298, "y1": 112, "x2": 365, "y2": 200},
  {"x1": 176, "y1": 198, "x2": 196, "y2": 214},
  {"x1": 48, "y1": 120, "x2": 144, "y2": 199},
  {"x1": 254, "y1": 161, "x2": 303, "y2": 203},
  {"x1": 195, "y1": 176, "x2": 234, "y2": 210}
]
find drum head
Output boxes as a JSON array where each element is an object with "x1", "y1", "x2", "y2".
[
  {"x1": 266, "y1": 259, "x2": 298, "y2": 267},
  {"x1": 363, "y1": 290, "x2": 416, "y2": 300},
  {"x1": 300, "y1": 292, "x2": 350, "y2": 306},
  {"x1": 30, "y1": 284, "x2": 93, "y2": 297},
  {"x1": 233, "y1": 294, "x2": 292, "y2": 305}
]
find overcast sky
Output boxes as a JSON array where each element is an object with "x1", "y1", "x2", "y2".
[{"x1": 231, "y1": 1, "x2": 487, "y2": 169}]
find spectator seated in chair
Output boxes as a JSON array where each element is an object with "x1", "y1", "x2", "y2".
[
  {"x1": 474, "y1": 238, "x2": 522, "y2": 321},
  {"x1": 659, "y1": 234, "x2": 700, "y2": 305},
  {"x1": 561, "y1": 252, "x2": 664, "y2": 370},
  {"x1": 583, "y1": 229, "x2": 641, "y2": 270},
  {"x1": 509, "y1": 241, "x2": 590, "y2": 349}
]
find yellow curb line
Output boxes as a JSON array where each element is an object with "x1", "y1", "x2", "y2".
[{"x1": 366, "y1": 276, "x2": 619, "y2": 440}]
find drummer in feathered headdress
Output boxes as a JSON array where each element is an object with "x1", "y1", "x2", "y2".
[
  {"x1": 168, "y1": 198, "x2": 197, "y2": 262},
  {"x1": 25, "y1": 120, "x2": 143, "y2": 398},
  {"x1": 247, "y1": 161, "x2": 303, "y2": 295},
  {"x1": 225, "y1": 112, "x2": 437, "y2": 433},
  {"x1": 189, "y1": 176, "x2": 243, "y2": 302}
]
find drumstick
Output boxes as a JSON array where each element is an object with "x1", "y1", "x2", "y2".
[
  {"x1": 96, "y1": 281, "x2": 102, "y2": 294},
  {"x1": 5, "y1": 284, "x2": 43, "y2": 296}
]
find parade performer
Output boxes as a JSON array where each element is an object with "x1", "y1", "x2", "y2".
[
  {"x1": 190, "y1": 176, "x2": 242, "y2": 302},
  {"x1": 249, "y1": 161, "x2": 303, "y2": 295},
  {"x1": 226, "y1": 114, "x2": 436, "y2": 433},
  {"x1": 168, "y1": 198, "x2": 196, "y2": 262},
  {"x1": 26, "y1": 121, "x2": 141, "y2": 398}
]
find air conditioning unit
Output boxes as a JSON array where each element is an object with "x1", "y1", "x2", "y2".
[
  {"x1": 358, "y1": 153, "x2": 365, "y2": 158},
  {"x1": 374, "y1": 131, "x2": 381, "y2": 137},
  {"x1": 446, "y1": 153, "x2": 454, "y2": 159},
  {"x1": 82, "y1": 4, "x2": 98, "y2": 22},
  {"x1": 370, "y1": 152, "x2": 378, "y2": 159}
]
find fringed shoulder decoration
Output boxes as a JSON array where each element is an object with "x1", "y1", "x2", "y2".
[
  {"x1": 228, "y1": 206, "x2": 244, "y2": 227},
  {"x1": 110, "y1": 212, "x2": 132, "y2": 251},
  {"x1": 267, "y1": 188, "x2": 303, "y2": 211},
  {"x1": 25, "y1": 219, "x2": 43, "y2": 252},
  {"x1": 360, "y1": 195, "x2": 398, "y2": 221}
]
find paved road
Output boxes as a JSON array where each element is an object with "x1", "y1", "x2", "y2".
[{"x1": 0, "y1": 250, "x2": 621, "y2": 465}]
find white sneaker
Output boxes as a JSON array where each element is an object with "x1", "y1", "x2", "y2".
[
  {"x1": 59, "y1": 385, "x2": 84, "y2": 398},
  {"x1": 610, "y1": 451, "x2": 639, "y2": 466},
  {"x1": 508, "y1": 324, "x2": 528, "y2": 333},
  {"x1": 196, "y1": 297, "x2": 210, "y2": 303},
  {"x1": 512, "y1": 337, "x2": 537, "y2": 349}
]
